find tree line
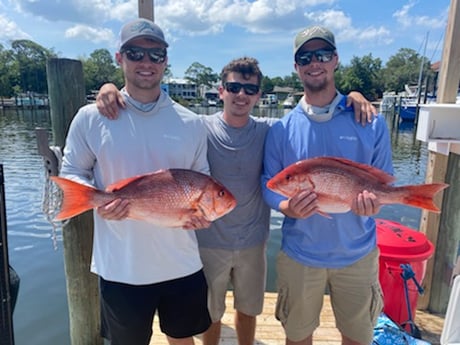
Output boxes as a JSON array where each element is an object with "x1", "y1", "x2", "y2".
[{"x1": 0, "y1": 39, "x2": 437, "y2": 102}]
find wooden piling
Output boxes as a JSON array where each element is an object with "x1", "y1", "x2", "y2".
[
  {"x1": 46, "y1": 58, "x2": 87, "y2": 147},
  {"x1": 138, "y1": 0, "x2": 154, "y2": 21},
  {"x1": 418, "y1": 0, "x2": 460, "y2": 313},
  {"x1": 46, "y1": 58, "x2": 102, "y2": 345}
]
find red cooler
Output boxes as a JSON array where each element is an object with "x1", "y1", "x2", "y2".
[{"x1": 376, "y1": 219, "x2": 434, "y2": 330}]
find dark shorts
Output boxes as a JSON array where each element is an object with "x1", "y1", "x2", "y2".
[{"x1": 100, "y1": 269, "x2": 211, "y2": 345}]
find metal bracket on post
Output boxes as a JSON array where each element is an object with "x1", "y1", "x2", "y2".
[
  {"x1": 35, "y1": 128, "x2": 65, "y2": 249},
  {"x1": 35, "y1": 128, "x2": 59, "y2": 177}
]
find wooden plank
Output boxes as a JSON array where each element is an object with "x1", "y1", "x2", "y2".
[
  {"x1": 418, "y1": 153, "x2": 448, "y2": 310},
  {"x1": 150, "y1": 292, "x2": 444, "y2": 345}
]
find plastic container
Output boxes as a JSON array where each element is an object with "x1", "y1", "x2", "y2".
[
  {"x1": 376, "y1": 219, "x2": 435, "y2": 331},
  {"x1": 441, "y1": 275, "x2": 460, "y2": 345}
]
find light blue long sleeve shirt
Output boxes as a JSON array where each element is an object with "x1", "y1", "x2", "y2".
[{"x1": 261, "y1": 95, "x2": 394, "y2": 268}]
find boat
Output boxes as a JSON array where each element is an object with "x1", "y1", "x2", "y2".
[
  {"x1": 396, "y1": 97, "x2": 418, "y2": 122},
  {"x1": 282, "y1": 94, "x2": 295, "y2": 109},
  {"x1": 1, "y1": 94, "x2": 49, "y2": 108},
  {"x1": 396, "y1": 94, "x2": 439, "y2": 122},
  {"x1": 259, "y1": 94, "x2": 278, "y2": 108},
  {"x1": 379, "y1": 93, "x2": 397, "y2": 113},
  {"x1": 395, "y1": 33, "x2": 431, "y2": 123},
  {"x1": 396, "y1": 89, "x2": 459, "y2": 122},
  {"x1": 201, "y1": 98, "x2": 218, "y2": 107},
  {"x1": 207, "y1": 99, "x2": 217, "y2": 107}
]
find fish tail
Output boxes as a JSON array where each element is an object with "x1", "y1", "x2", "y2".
[
  {"x1": 50, "y1": 176, "x2": 97, "y2": 220},
  {"x1": 399, "y1": 183, "x2": 449, "y2": 212}
]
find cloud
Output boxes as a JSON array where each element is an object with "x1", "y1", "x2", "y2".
[
  {"x1": 303, "y1": 9, "x2": 393, "y2": 48},
  {"x1": 3, "y1": 0, "x2": 394, "y2": 49},
  {"x1": 156, "y1": 0, "x2": 394, "y2": 49},
  {"x1": 2, "y1": 0, "x2": 446, "y2": 62},
  {"x1": 393, "y1": 0, "x2": 447, "y2": 29},
  {"x1": 154, "y1": 0, "x2": 335, "y2": 35},
  {"x1": 109, "y1": 1, "x2": 138, "y2": 22},
  {"x1": 0, "y1": 13, "x2": 32, "y2": 43},
  {"x1": 65, "y1": 24, "x2": 116, "y2": 46}
]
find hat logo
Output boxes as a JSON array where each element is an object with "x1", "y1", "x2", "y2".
[{"x1": 131, "y1": 21, "x2": 157, "y2": 35}]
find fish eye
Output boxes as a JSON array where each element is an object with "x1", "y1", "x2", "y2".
[
  {"x1": 285, "y1": 174, "x2": 292, "y2": 181},
  {"x1": 218, "y1": 189, "x2": 226, "y2": 197}
]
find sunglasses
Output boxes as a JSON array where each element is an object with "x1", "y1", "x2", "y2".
[
  {"x1": 120, "y1": 46, "x2": 167, "y2": 64},
  {"x1": 295, "y1": 48, "x2": 336, "y2": 66},
  {"x1": 224, "y1": 82, "x2": 260, "y2": 96}
]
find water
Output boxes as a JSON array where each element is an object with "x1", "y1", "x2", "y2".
[
  {"x1": 0, "y1": 108, "x2": 68, "y2": 345},
  {"x1": 0, "y1": 107, "x2": 428, "y2": 345}
]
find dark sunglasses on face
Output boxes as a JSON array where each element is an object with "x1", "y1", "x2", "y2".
[
  {"x1": 120, "y1": 46, "x2": 167, "y2": 64},
  {"x1": 224, "y1": 82, "x2": 260, "y2": 96},
  {"x1": 295, "y1": 48, "x2": 336, "y2": 66}
]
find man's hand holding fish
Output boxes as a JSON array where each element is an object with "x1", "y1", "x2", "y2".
[
  {"x1": 279, "y1": 188, "x2": 318, "y2": 219},
  {"x1": 351, "y1": 190, "x2": 381, "y2": 216}
]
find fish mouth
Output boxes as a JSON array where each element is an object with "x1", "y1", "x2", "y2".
[
  {"x1": 266, "y1": 180, "x2": 275, "y2": 190},
  {"x1": 228, "y1": 199, "x2": 237, "y2": 211},
  {"x1": 197, "y1": 199, "x2": 237, "y2": 222}
]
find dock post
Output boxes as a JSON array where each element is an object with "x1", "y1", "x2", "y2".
[
  {"x1": 138, "y1": 0, "x2": 154, "y2": 21},
  {"x1": 0, "y1": 164, "x2": 15, "y2": 345},
  {"x1": 45, "y1": 58, "x2": 102, "y2": 345},
  {"x1": 418, "y1": 0, "x2": 460, "y2": 314}
]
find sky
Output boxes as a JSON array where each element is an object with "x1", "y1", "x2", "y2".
[{"x1": 0, "y1": 0, "x2": 452, "y2": 79}]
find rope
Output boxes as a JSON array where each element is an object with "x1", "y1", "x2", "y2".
[
  {"x1": 400, "y1": 264, "x2": 423, "y2": 339},
  {"x1": 41, "y1": 146, "x2": 68, "y2": 250}
]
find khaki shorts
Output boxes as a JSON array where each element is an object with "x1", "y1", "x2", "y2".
[
  {"x1": 276, "y1": 249, "x2": 383, "y2": 344},
  {"x1": 199, "y1": 244, "x2": 267, "y2": 322}
]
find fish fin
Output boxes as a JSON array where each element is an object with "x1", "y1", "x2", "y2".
[
  {"x1": 106, "y1": 175, "x2": 142, "y2": 192},
  {"x1": 50, "y1": 176, "x2": 97, "y2": 220},
  {"x1": 106, "y1": 169, "x2": 169, "y2": 192},
  {"x1": 399, "y1": 183, "x2": 449, "y2": 212},
  {"x1": 317, "y1": 157, "x2": 396, "y2": 184}
]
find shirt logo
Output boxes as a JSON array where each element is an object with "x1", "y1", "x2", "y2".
[{"x1": 339, "y1": 135, "x2": 357, "y2": 141}]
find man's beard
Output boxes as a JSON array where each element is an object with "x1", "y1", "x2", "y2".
[
  {"x1": 303, "y1": 78, "x2": 328, "y2": 94},
  {"x1": 132, "y1": 78, "x2": 161, "y2": 90}
]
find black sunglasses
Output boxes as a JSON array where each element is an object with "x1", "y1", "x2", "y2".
[
  {"x1": 224, "y1": 82, "x2": 260, "y2": 96},
  {"x1": 295, "y1": 48, "x2": 336, "y2": 66},
  {"x1": 120, "y1": 46, "x2": 167, "y2": 64}
]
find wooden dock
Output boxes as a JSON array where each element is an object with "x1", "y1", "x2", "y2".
[{"x1": 150, "y1": 292, "x2": 445, "y2": 344}]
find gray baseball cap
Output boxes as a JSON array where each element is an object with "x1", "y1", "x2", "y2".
[
  {"x1": 119, "y1": 18, "x2": 169, "y2": 50},
  {"x1": 294, "y1": 26, "x2": 336, "y2": 56}
]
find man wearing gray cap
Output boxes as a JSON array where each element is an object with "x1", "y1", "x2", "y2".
[
  {"x1": 59, "y1": 18, "x2": 211, "y2": 345},
  {"x1": 262, "y1": 25, "x2": 393, "y2": 345}
]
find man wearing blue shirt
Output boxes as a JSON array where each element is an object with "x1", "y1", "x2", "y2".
[{"x1": 261, "y1": 26, "x2": 393, "y2": 345}]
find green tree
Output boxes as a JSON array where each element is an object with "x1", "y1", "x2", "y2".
[
  {"x1": 282, "y1": 72, "x2": 302, "y2": 91},
  {"x1": 261, "y1": 76, "x2": 274, "y2": 94},
  {"x1": 164, "y1": 64, "x2": 173, "y2": 80},
  {"x1": 184, "y1": 62, "x2": 219, "y2": 88},
  {"x1": 82, "y1": 49, "x2": 123, "y2": 92},
  {"x1": 336, "y1": 54, "x2": 383, "y2": 101},
  {"x1": 10, "y1": 39, "x2": 56, "y2": 94},
  {"x1": 382, "y1": 48, "x2": 433, "y2": 94},
  {"x1": 0, "y1": 44, "x2": 19, "y2": 97}
]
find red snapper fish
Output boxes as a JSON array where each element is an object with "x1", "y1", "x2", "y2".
[
  {"x1": 51, "y1": 169, "x2": 237, "y2": 228},
  {"x1": 266, "y1": 156, "x2": 448, "y2": 217}
]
